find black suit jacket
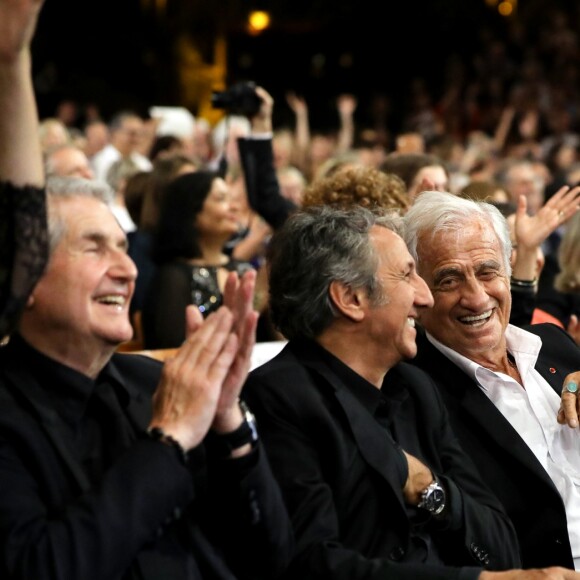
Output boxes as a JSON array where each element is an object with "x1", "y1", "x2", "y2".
[
  {"x1": 412, "y1": 323, "x2": 578, "y2": 569},
  {"x1": 242, "y1": 340, "x2": 520, "y2": 580},
  {"x1": 0, "y1": 342, "x2": 293, "y2": 580}
]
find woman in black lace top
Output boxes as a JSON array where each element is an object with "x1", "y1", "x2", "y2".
[
  {"x1": 0, "y1": 0, "x2": 49, "y2": 340},
  {"x1": 142, "y1": 170, "x2": 253, "y2": 348}
]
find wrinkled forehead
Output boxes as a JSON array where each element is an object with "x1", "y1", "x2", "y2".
[
  {"x1": 418, "y1": 219, "x2": 503, "y2": 266},
  {"x1": 50, "y1": 195, "x2": 124, "y2": 238}
]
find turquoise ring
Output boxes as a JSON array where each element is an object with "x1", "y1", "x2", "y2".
[{"x1": 564, "y1": 381, "x2": 579, "y2": 394}]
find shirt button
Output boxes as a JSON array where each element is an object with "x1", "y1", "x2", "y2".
[{"x1": 389, "y1": 546, "x2": 405, "y2": 561}]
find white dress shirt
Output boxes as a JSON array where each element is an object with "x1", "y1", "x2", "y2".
[{"x1": 427, "y1": 324, "x2": 580, "y2": 570}]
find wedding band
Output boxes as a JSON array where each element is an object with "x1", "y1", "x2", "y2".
[
  {"x1": 559, "y1": 211, "x2": 565, "y2": 219},
  {"x1": 563, "y1": 381, "x2": 578, "y2": 394}
]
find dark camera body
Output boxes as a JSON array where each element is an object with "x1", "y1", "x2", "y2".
[{"x1": 211, "y1": 81, "x2": 262, "y2": 117}]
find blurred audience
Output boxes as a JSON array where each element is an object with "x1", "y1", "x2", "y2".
[
  {"x1": 92, "y1": 110, "x2": 153, "y2": 182},
  {"x1": 380, "y1": 152, "x2": 450, "y2": 201},
  {"x1": 142, "y1": 170, "x2": 255, "y2": 348}
]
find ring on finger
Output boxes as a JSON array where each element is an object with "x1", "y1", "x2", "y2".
[
  {"x1": 563, "y1": 381, "x2": 578, "y2": 394},
  {"x1": 558, "y1": 210, "x2": 565, "y2": 219}
]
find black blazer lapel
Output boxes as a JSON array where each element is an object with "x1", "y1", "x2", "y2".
[
  {"x1": 304, "y1": 357, "x2": 408, "y2": 517},
  {"x1": 106, "y1": 361, "x2": 152, "y2": 434},
  {"x1": 415, "y1": 338, "x2": 557, "y2": 491}
]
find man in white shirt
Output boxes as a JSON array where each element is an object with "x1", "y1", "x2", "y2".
[
  {"x1": 404, "y1": 190, "x2": 580, "y2": 572},
  {"x1": 91, "y1": 111, "x2": 152, "y2": 182}
]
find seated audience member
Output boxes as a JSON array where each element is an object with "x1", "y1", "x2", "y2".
[
  {"x1": 460, "y1": 179, "x2": 510, "y2": 204},
  {"x1": 0, "y1": 5, "x2": 293, "y2": 579},
  {"x1": 105, "y1": 157, "x2": 142, "y2": 234},
  {"x1": 499, "y1": 186, "x2": 580, "y2": 327},
  {"x1": 148, "y1": 134, "x2": 185, "y2": 161},
  {"x1": 148, "y1": 105, "x2": 197, "y2": 161},
  {"x1": 224, "y1": 163, "x2": 276, "y2": 341},
  {"x1": 142, "y1": 171, "x2": 254, "y2": 348},
  {"x1": 536, "y1": 210, "x2": 580, "y2": 342},
  {"x1": 223, "y1": 162, "x2": 272, "y2": 267},
  {"x1": 126, "y1": 155, "x2": 198, "y2": 320},
  {"x1": 38, "y1": 117, "x2": 70, "y2": 153},
  {"x1": 242, "y1": 203, "x2": 561, "y2": 579},
  {"x1": 312, "y1": 150, "x2": 362, "y2": 181},
  {"x1": 380, "y1": 152, "x2": 449, "y2": 202},
  {"x1": 495, "y1": 159, "x2": 546, "y2": 217},
  {"x1": 83, "y1": 119, "x2": 109, "y2": 161},
  {"x1": 276, "y1": 165, "x2": 307, "y2": 206},
  {"x1": 44, "y1": 143, "x2": 95, "y2": 180},
  {"x1": 405, "y1": 190, "x2": 580, "y2": 570},
  {"x1": 92, "y1": 110, "x2": 153, "y2": 182},
  {"x1": 1, "y1": 175, "x2": 293, "y2": 580},
  {"x1": 301, "y1": 165, "x2": 410, "y2": 214},
  {"x1": 0, "y1": 0, "x2": 48, "y2": 339},
  {"x1": 353, "y1": 128, "x2": 389, "y2": 169},
  {"x1": 395, "y1": 131, "x2": 426, "y2": 154}
]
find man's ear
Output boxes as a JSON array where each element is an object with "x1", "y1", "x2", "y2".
[{"x1": 328, "y1": 280, "x2": 366, "y2": 322}]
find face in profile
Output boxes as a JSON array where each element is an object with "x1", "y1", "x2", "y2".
[
  {"x1": 195, "y1": 177, "x2": 241, "y2": 238},
  {"x1": 24, "y1": 197, "x2": 137, "y2": 354},
  {"x1": 366, "y1": 227, "x2": 433, "y2": 367}
]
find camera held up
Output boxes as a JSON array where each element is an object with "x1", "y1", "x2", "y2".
[{"x1": 211, "y1": 81, "x2": 262, "y2": 118}]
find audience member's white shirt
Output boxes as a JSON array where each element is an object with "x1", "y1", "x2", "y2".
[
  {"x1": 427, "y1": 324, "x2": 580, "y2": 570},
  {"x1": 111, "y1": 204, "x2": 137, "y2": 234},
  {"x1": 91, "y1": 144, "x2": 152, "y2": 183}
]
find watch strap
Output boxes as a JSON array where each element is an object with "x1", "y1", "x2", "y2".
[{"x1": 206, "y1": 400, "x2": 259, "y2": 458}]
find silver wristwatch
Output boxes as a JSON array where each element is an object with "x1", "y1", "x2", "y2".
[{"x1": 417, "y1": 478, "x2": 446, "y2": 515}]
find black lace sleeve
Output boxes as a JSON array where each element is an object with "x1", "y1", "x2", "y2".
[{"x1": 0, "y1": 181, "x2": 48, "y2": 337}]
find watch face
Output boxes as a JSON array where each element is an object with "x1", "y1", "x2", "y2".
[
  {"x1": 420, "y1": 482, "x2": 446, "y2": 514},
  {"x1": 425, "y1": 487, "x2": 445, "y2": 511}
]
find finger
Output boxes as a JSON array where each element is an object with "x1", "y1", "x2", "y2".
[
  {"x1": 239, "y1": 269, "x2": 257, "y2": 314},
  {"x1": 185, "y1": 304, "x2": 203, "y2": 339},
  {"x1": 222, "y1": 270, "x2": 240, "y2": 312},
  {"x1": 232, "y1": 309, "x2": 259, "y2": 378},
  {"x1": 218, "y1": 310, "x2": 259, "y2": 410},
  {"x1": 545, "y1": 184, "x2": 570, "y2": 205},
  {"x1": 174, "y1": 308, "x2": 234, "y2": 373},
  {"x1": 516, "y1": 194, "x2": 527, "y2": 221},
  {"x1": 560, "y1": 384, "x2": 579, "y2": 429},
  {"x1": 206, "y1": 331, "x2": 239, "y2": 386},
  {"x1": 227, "y1": 269, "x2": 257, "y2": 336},
  {"x1": 546, "y1": 185, "x2": 580, "y2": 218}
]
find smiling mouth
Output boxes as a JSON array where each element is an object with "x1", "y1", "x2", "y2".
[
  {"x1": 96, "y1": 295, "x2": 127, "y2": 310},
  {"x1": 458, "y1": 309, "x2": 492, "y2": 326},
  {"x1": 407, "y1": 317, "x2": 416, "y2": 328}
]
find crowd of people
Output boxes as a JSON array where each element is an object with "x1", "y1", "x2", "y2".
[{"x1": 3, "y1": 0, "x2": 580, "y2": 579}]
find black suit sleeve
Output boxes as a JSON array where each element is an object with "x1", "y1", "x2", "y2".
[
  {"x1": 243, "y1": 361, "x2": 498, "y2": 580},
  {"x1": 237, "y1": 137, "x2": 297, "y2": 229}
]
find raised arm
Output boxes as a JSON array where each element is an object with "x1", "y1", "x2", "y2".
[
  {"x1": 511, "y1": 185, "x2": 580, "y2": 283},
  {"x1": 0, "y1": 0, "x2": 45, "y2": 186},
  {"x1": 285, "y1": 91, "x2": 310, "y2": 173},
  {"x1": 335, "y1": 93, "x2": 357, "y2": 154}
]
